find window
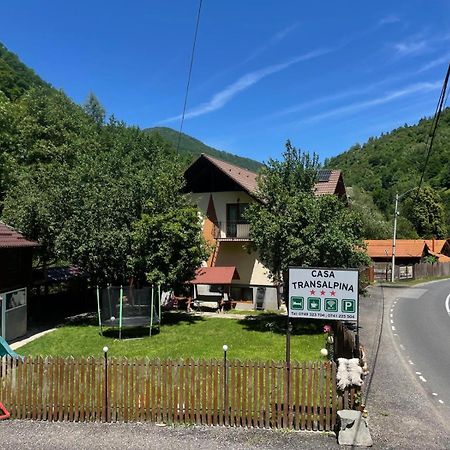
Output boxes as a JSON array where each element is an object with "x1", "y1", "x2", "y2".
[
  {"x1": 3, "y1": 289, "x2": 27, "y2": 310},
  {"x1": 226, "y1": 203, "x2": 249, "y2": 237},
  {"x1": 230, "y1": 286, "x2": 253, "y2": 302}
]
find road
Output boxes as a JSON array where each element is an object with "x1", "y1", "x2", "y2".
[
  {"x1": 392, "y1": 279, "x2": 450, "y2": 414},
  {"x1": 359, "y1": 281, "x2": 450, "y2": 449}
]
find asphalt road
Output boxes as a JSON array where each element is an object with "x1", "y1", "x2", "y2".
[
  {"x1": 391, "y1": 279, "x2": 450, "y2": 419},
  {"x1": 359, "y1": 282, "x2": 450, "y2": 449}
]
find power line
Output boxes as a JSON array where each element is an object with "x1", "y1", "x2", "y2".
[
  {"x1": 414, "y1": 62, "x2": 450, "y2": 202},
  {"x1": 176, "y1": 0, "x2": 204, "y2": 153}
]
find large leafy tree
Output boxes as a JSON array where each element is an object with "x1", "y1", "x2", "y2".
[
  {"x1": 245, "y1": 141, "x2": 370, "y2": 300},
  {"x1": 131, "y1": 201, "x2": 208, "y2": 286},
  {"x1": 405, "y1": 185, "x2": 447, "y2": 238}
]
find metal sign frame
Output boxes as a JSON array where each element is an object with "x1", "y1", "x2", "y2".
[{"x1": 288, "y1": 266, "x2": 359, "y2": 322}]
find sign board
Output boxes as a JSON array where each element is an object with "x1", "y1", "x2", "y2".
[{"x1": 288, "y1": 267, "x2": 359, "y2": 321}]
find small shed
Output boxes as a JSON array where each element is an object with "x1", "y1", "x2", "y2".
[{"x1": 0, "y1": 222, "x2": 38, "y2": 341}]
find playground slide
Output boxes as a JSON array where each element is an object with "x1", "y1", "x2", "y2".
[{"x1": 0, "y1": 336, "x2": 23, "y2": 359}]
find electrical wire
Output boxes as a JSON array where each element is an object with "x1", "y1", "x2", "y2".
[
  {"x1": 414, "y1": 63, "x2": 450, "y2": 202},
  {"x1": 176, "y1": 0, "x2": 204, "y2": 153}
]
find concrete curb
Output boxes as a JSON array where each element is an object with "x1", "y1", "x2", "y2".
[{"x1": 10, "y1": 328, "x2": 57, "y2": 351}]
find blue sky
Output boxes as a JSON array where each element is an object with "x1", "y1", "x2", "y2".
[{"x1": 1, "y1": 1, "x2": 449, "y2": 163}]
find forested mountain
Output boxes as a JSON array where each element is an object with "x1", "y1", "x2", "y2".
[
  {"x1": 325, "y1": 109, "x2": 450, "y2": 238},
  {"x1": 0, "y1": 43, "x2": 51, "y2": 100},
  {"x1": 0, "y1": 43, "x2": 207, "y2": 284},
  {"x1": 0, "y1": 42, "x2": 262, "y2": 171},
  {"x1": 146, "y1": 127, "x2": 262, "y2": 172}
]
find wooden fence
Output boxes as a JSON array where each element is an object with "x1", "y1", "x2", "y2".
[
  {"x1": 0, "y1": 356, "x2": 357, "y2": 430},
  {"x1": 373, "y1": 261, "x2": 450, "y2": 281}
]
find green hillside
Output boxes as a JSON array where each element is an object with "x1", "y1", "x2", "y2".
[
  {"x1": 325, "y1": 108, "x2": 450, "y2": 237},
  {"x1": 0, "y1": 41, "x2": 262, "y2": 173},
  {"x1": 0, "y1": 43, "x2": 51, "y2": 100},
  {"x1": 146, "y1": 126, "x2": 262, "y2": 172}
]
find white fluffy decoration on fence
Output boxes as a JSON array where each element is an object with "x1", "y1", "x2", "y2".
[{"x1": 336, "y1": 358, "x2": 364, "y2": 390}]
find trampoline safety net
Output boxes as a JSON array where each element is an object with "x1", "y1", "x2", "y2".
[{"x1": 99, "y1": 286, "x2": 159, "y2": 328}]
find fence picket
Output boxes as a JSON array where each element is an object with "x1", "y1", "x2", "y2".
[{"x1": 0, "y1": 356, "x2": 354, "y2": 430}]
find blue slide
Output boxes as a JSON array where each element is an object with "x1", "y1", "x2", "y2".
[{"x1": 0, "y1": 336, "x2": 23, "y2": 359}]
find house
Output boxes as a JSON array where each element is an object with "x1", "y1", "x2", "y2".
[
  {"x1": 365, "y1": 239, "x2": 434, "y2": 280},
  {"x1": 423, "y1": 239, "x2": 450, "y2": 262},
  {"x1": 184, "y1": 154, "x2": 346, "y2": 310},
  {"x1": 365, "y1": 239, "x2": 431, "y2": 265},
  {"x1": 0, "y1": 222, "x2": 38, "y2": 341}
]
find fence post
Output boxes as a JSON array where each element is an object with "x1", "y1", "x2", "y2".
[
  {"x1": 103, "y1": 347, "x2": 109, "y2": 422},
  {"x1": 223, "y1": 345, "x2": 228, "y2": 426}
]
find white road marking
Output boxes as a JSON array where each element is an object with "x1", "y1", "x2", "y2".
[
  {"x1": 390, "y1": 319, "x2": 394, "y2": 324},
  {"x1": 390, "y1": 313, "x2": 393, "y2": 318},
  {"x1": 408, "y1": 360, "x2": 414, "y2": 365},
  {"x1": 432, "y1": 393, "x2": 438, "y2": 396},
  {"x1": 415, "y1": 371, "x2": 421, "y2": 375},
  {"x1": 400, "y1": 344, "x2": 405, "y2": 350},
  {"x1": 393, "y1": 333, "x2": 398, "y2": 336},
  {"x1": 419, "y1": 375, "x2": 427, "y2": 382},
  {"x1": 446, "y1": 292, "x2": 450, "y2": 316},
  {"x1": 392, "y1": 326, "x2": 396, "y2": 331},
  {"x1": 438, "y1": 400, "x2": 444, "y2": 404}
]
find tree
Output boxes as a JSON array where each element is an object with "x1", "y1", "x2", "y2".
[
  {"x1": 347, "y1": 186, "x2": 391, "y2": 239},
  {"x1": 131, "y1": 201, "x2": 208, "y2": 286},
  {"x1": 245, "y1": 141, "x2": 370, "y2": 302},
  {"x1": 83, "y1": 91, "x2": 105, "y2": 126},
  {"x1": 245, "y1": 141, "x2": 319, "y2": 289},
  {"x1": 405, "y1": 185, "x2": 447, "y2": 238}
]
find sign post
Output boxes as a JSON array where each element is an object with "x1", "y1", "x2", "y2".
[{"x1": 287, "y1": 267, "x2": 360, "y2": 354}]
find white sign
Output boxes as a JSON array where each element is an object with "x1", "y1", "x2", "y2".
[{"x1": 288, "y1": 267, "x2": 359, "y2": 321}]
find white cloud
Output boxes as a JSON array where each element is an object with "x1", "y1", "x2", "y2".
[
  {"x1": 394, "y1": 40, "x2": 428, "y2": 56},
  {"x1": 379, "y1": 15, "x2": 401, "y2": 26},
  {"x1": 416, "y1": 54, "x2": 450, "y2": 73},
  {"x1": 301, "y1": 81, "x2": 441, "y2": 124},
  {"x1": 242, "y1": 23, "x2": 300, "y2": 65},
  {"x1": 160, "y1": 48, "x2": 330, "y2": 123}
]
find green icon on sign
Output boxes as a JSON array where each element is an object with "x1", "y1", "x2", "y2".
[
  {"x1": 290, "y1": 296, "x2": 304, "y2": 310},
  {"x1": 307, "y1": 297, "x2": 321, "y2": 311},
  {"x1": 324, "y1": 298, "x2": 338, "y2": 312},
  {"x1": 342, "y1": 299, "x2": 356, "y2": 313}
]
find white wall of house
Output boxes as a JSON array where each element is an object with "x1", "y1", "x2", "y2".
[
  {"x1": 191, "y1": 191, "x2": 254, "y2": 238},
  {"x1": 214, "y1": 242, "x2": 272, "y2": 286},
  {"x1": 190, "y1": 191, "x2": 275, "y2": 287}
]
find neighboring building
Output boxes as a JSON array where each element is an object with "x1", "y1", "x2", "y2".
[
  {"x1": 423, "y1": 239, "x2": 450, "y2": 262},
  {"x1": 365, "y1": 239, "x2": 431, "y2": 265},
  {"x1": 0, "y1": 222, "x2": 38, "y2": 341},
  {"x1": 184, "y1": 154, "x2": 346, "y2": 310},
  {"x1": 365, "y1": 239, "x2": 433, "y2": 280}
]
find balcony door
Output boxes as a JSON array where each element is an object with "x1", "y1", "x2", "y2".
[{"x1": 226, "y1": 203, "x2": 248, "y2": 237}]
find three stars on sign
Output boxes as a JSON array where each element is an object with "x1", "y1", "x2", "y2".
[{"x1": 309, "y1": 289, "x2": 336, "y2": 296}]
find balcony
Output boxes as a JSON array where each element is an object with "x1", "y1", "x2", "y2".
[{"x1": 212, "y1": 221, "x2": 251, "y2": 240}]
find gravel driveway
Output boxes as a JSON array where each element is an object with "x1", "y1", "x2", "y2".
[{"x1": 0, "y1": 421, "x2": 339, "y2": 450}]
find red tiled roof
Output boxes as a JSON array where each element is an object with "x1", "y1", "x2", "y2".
[
  {"x1": 423, "y1": 239, "x2": 448, "y2": 253},
  {"x1": 0, "y1": 222, "x2": 39, "y2": 248},
  {"x1": 365, "y1": 240, "x2": 428, "y2": 258},
  {"x1": 314, "y1": 170, "x2": 342, "y2": 196},
  {"x1": 190, "y1": 266, "x2": 240, "y2": 285},
  {"x1": 197, "y1": 154, "x2": 342, "y2": 196}
]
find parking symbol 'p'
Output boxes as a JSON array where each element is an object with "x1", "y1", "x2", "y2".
[{"x1": 342, "y1": 299, "x2": 356, "y2": 313}]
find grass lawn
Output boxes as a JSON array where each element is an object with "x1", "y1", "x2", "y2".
[{"x1": 19, "y1": 313, "x2": 326, "y2": 361}]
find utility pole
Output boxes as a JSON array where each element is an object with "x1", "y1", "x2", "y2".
[
  {"x1": 391, "y1": 193, "x2": 399, "y2": 282},
  {"x1": 391, "y1": 188, "x2": 418, "y2": 282}
]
